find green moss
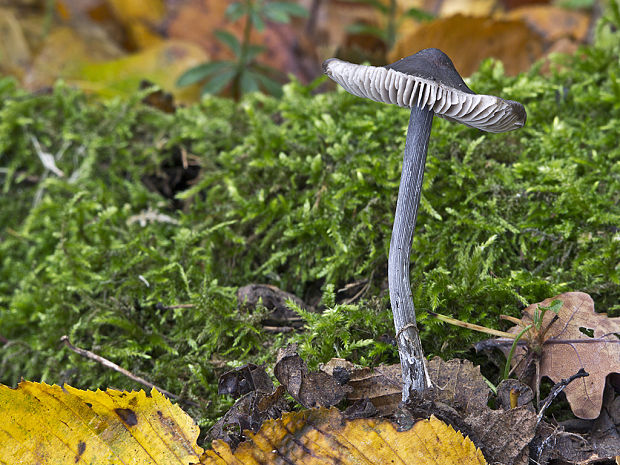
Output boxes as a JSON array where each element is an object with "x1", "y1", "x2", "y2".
[{"x1": 1, "y1": 7, "x2": 619, "y2": 431}]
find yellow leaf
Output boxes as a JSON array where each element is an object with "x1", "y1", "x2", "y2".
[
  {"x1": 106, "y1": 0, "x2": 166, "y2": 24},
  {"x1": 201, "y1": 407, "x2": 487, "y2": 464},
  {"x1": 0, "y1": 381, "x2": 203, "y2": 464},
  {"x1": 75, "y1": 40, "x2": 208, "y2": 103}
]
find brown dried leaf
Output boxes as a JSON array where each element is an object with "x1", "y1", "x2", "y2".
[
  {"x1": 589, "y1": 378, "x2": 620, "y2": 459},
  {"x1": 274, "y1": 345, "x2": 351, "y2": 408},
  {"x1": 167, "y1": 0, "x2": 318, "y2": 85},
  {"x1": 322, "y1": 357, "x2": 490, "y2": 416},
  {"x1": 322, "y1": 359, "x2": 402, "y2": 415},
  {"x1": 532, "y1": 380, "x2": 620, "y2": 465},
  {"x1": 106, "y1": 0, "x2": 166, "y2": 24},
  {"x1": 506, "y1": 292, "x2": 620, "y2": 420},
  {"x1": 389, "y1": 14, "x2": 544, "y2": 76},
  {"x1": 237, "y1": 284, "x2": 306, "y2": 327},
  {"x1": 208, "y1": 386, "x2": 288, "y2": 449},
  {"x1": 465, "y1": 406, "x2": 537, "y2": 465},
  {"x1": 438, "y1": 0, "x2": 497, "y2": 17},
  {"x1": 427, "y1": 357, "x2": 491, "y2": 415},
  {"x1": 218, "y1": 364, "x2": 274, "y2": 399},
  {"x1": 24, "y1": 26, "x2": 122, "y2": 90},
  {"x1": 507, "y1": 5, "x2": 590, "y2": 43}
]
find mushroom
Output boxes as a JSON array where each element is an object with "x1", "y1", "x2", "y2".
[{"x1": 323, "y1": 48, "x2": 526, "y2": 401}]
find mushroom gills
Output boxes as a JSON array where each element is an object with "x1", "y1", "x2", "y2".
[{"x1": 323, "y1": 58, "x2": 526, "y2": 133}]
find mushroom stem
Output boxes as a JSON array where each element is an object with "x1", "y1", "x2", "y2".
[{"x1": 388, "y1": 105, "x2": 434, "y2": 400}]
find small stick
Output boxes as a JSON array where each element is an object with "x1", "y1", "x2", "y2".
[
  {"x1": 262, "y1": 326, "x2": 295, "y2": 333},
  {"x1": 499, "y1": 314, "x2": 525, "y2": 325},
  {"x1": 60, "y1": 336, "x2": 198, "y2": 407},
  {"x1": 536, "y1": 368, "x2": 589, "y2": 426},
  {"x1": 428, "y1": 311, "x2": 518, "y2": 339},
  {"x1": 155, "y1": 302, "x2": 194, "y2": 311}
]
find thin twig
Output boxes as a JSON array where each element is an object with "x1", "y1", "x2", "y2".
[
  {"x1": 60, "y1": 336, "x2": 199, "y2": 407},
  {"x1": 544, "y1": 337, "x2": 620, "y2": 345},
  {"x1": 262, "y1": 326, "x2": 295, "y2": 333},
  {"x1": 156, "y1": 302, "x2": 195, "y2": 311},
  {"x1": 428, "y1": 311, "x2": 518, "y2": 339},
  {"x1": 499, "y1": 314, "x2": 524, "y2": 325},
  {"x1": 536, "y1": 368, "x2": 589, "y2": 426}
]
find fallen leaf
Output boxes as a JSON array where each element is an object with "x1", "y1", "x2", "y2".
[
  {"x1": 167, "y1": 0, "x2": 318, "y2": 85},
  {"x1": 438, "y1": 0, "x2": 497, "y2": 17},
  {"x1": 589, "y1": 378, "x2": 620, "y2": 459},
  {"x1": 322, "y1": 357, "x2": 490, "y2": 416},
  {"x1": 0, "y1": 381, "x2": 203, "y2": 464},
  {"x1": 465, "y1": 406, "x2": 537, "y2": 465},
  {"x1": 202, "y1": 407, "x2": 488, "y2": 464},
  {"x1": 76, "y1": 40, "x2": 208, "y2": 103},
  {"x1": 532, "y1": 379, "x2": 620, "y2": 465},
  {"x1": 322, "y1": 358, "x2": 402, "y2": 415},
  {"x1": 208, "y1": 385, "x2": 288, "y2": 449},
  {"x1": 274, "y1": 344, "x2": 351, "y2": 408},
  {"x1": 343, "y1": 398, "x2": 379, "y2": 419},
  {"x1": 507, "y1": 5, "x2": 590, "y2": 42},
  {"x1": 505, "y1": 292, "x2": 620, "y2": 420},
  {"x1": 237, "y1": 283, "x2": 306, "y2": 328},
  {"x1": 23, "y1": 26, "x2": 123, "y2": 90},
  {"x1": 218, "y1": 363, "x2": 274, "y2": 399},
  {"x1": 0, "y1": 8, "x2": 31, "y2": 79},
  {"x1": 105, "y1": 0, "x2": 166, "y2": 24},
  {"x1": 499, "y1": 0, "x2": 553, "y2": 12},
  {"x1": 427, "y1": 357, "x2": 491, "y2": 415},
  {"x1": 389, "y1": 14, "x2": 545, "y2": 76},
  {"x1": 140, "y1": 80, "x2": 177, "y2": 113}
]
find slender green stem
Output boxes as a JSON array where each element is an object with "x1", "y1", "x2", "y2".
[
  {"x1": 503, "y1": 324, "x2": 532, "y2": 379},
  {"x1": 235, "y1": 0, "x2": 255, "y2": 99}
]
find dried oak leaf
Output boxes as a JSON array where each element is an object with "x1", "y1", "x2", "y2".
[
  {"x1": 504, "y1": 292, "x2": 620, "y2": 420},
  {"x1": 274, "y1": 345, "x2": 351, "y2": 408},
  {"x1": 201, "y1": 407, "x2": 488, "y2": 464}
]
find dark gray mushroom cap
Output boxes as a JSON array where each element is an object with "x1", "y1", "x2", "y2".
[{"x1": 323, "y1": 48, "x2": 526, "y2": 133}]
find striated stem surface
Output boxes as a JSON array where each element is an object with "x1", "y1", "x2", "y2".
[{"x1": 388, "y1": 105, "x2": 434, "y2": 401}]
